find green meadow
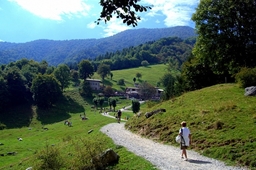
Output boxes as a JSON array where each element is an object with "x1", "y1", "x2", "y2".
[
  {"x1": 0, "y1": 89, "x2": 155, "y2": 170},
  {"x1": 0, "y1": 64, "x2": 256, "y2": 169},
  {"x1": 92, "y1": 64, "x2": 179, "y2": 91},
  {"x1": 126, "y1": 83, "x2": 256, "y2": 169}
]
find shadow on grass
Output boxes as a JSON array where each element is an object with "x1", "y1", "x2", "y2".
[
  {"x1": 187, "y1": 159, "x2": 212, "y2": 164},
  {"x1": 37, "y1": 94, "x2": 85, "y2": 125},
  {"x1": 0, "y1": 103, "x2": 34, "y2": 129}
]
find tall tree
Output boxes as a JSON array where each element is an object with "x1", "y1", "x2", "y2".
[
  {"x1": 31, "y1": 74, "x2": 62, "y2": 108},
  {"x1": 5, "y1": 66, "x2": 28, "y2": 105},
  {"x1": 54, "y1": 64, "x2": 71, "y2": 91},
  {"x1": 192, "y1": 0, "x2": 256, "y2": 80},
  {"x1": 97, "y1": 64, "x2": 111, "y2": 81},
  {"x1": 78, "y1": 60, "x2": 94, "y2": 81},
  {"x1": 0, "y1": 76, "x2": 9, "y2": 111}
]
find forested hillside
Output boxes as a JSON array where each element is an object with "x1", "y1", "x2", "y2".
[
  {"x1": 0, "y1": 26, "x2": 196, "y2": 66},
  {"x1": 91, "y1": 36, "x2": 195, "y2": 71}
]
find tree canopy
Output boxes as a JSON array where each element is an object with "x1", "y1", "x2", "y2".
[
  {"x1": 192, "y1": 0, "x2": 256, "y2": 78},
  {"x1": 78, "y1": 60, "x2": 94, "y2": 80},
  {"x1": 97, "y1": 0, "x2": 152, "y2": 27}
]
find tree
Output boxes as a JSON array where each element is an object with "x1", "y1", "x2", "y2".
[
  {"x1": 97, "y1": 64, "x2": 111, "y2": 81},
  {"x1": 108, "y1": 97, "x2": 118, "y2": 111},
  {"x1": 192, "y1": 0, "x2": 256, "y2": 81},
  {"x1": 110, "y1": 72, "x2": 113, "y2": 80},
  {"x1": 96, "y1": 0, "x2": 152, "y2": 27},
  {"x1": 136, "y1": 72, "x2": 142, "y2": 79},
  {"x1": 93, "y1": 97, "x2": 98, "y2": 109},
  {"x1": 80, "y1": 81, "x2": 92, "y2": 98},
  {"x1": 70, "y1": 69, "x2": 80, "y2": 86},
  {"x1": 104, "y1": 86, "x2": 114, "y2": 97},
  {"x1": 5, "y1": 66, "x2": 28, "y2": 105},
  {"x1": 31, "y1": 74, "x2": 62, "y2": 108},
  {"x1": 131, "y1": 99, "x2": 140, "y2": 113},
  {"x1": 112, "y1": 99, "x2": 117, "y2": 112},
  {"x1": 53, "y1": 64, "x2": 71, "y2": 91},
  {"x1": 133, "y1": 77, "x2": 136, "y2": 83},
  {"x1": 138, "y1": 81, "x2": 155, "y2": 100},
  {"x1": 141, "y1": 60, "x2": 149, "y2": 67},
  {"x1": 117, "y1": 79, "x2": 125, "y2": 85},
  {"x1": 78, "y1": 60, "x2": 94, "y2": 81},
  {"x1": 0, "y1": 76, "x2": 9, "y2": 111}
]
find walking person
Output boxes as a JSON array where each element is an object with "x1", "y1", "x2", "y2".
[
  {"x1": 117, "y1": 110, "x2": 122, "y2": 123},
  {"x1": 179, "y1": 121, "x2": 191, "y2": 161}
]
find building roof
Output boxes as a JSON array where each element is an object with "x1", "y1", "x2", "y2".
[{"x1": 86, "y1": 78, "x2": 102, "y2": 82}]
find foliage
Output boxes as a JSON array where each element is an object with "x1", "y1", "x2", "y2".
[
  {"x1": 117, "y1": 78, "x2": 125, "y2": 85},
  {"x1": 141, "y1": 60, "x2": 149, "y2": 67},
  {"x1": 53, "y1": 64, "x2": 71, "y2": 91},
  {"x1": 126, "y1": 84, "x2": 256, "y2": 169},
  {"x1": 138, "y1": 81, "x2": 155, "y2": 100},
  {"x1": 136, "y1": 72, "x2": 142, "y2": 79},
  {"x1": 235, "y1": 67, "x2": 256, "y2": 88},
  {"x1": 80, "y1": 81, "x2": 93, "y2": 98},
  {"x1": 94, "y1": 36, "x2": 195, "y2": 71},
  {"x1": 31, "y1": 74, "x2": 62, "y2": 108},
  {"x1": 78, "y1": 60, "x2": 94, "y2": 80},
  {"x1": 192, "y1": 0, "x2": 256, "y2": 81},
  {"x1": 97, "y1": 0, "x2": 152, "y2": 27},
  {"x1": 104, "y1": 86, "x2": 114, "y2": 97},
  {"x1": 161, "y1": 75, "x2": 175, "y2": 100},
  {"x1": 5, "y1": 66, "x2": 29, "y2": 105},
  {"x1": 0, "y1": 27, "x2": 196, "y2": 66},
  {"x1": 131, "y1": 99, "x2": 140, "y2": 113},
  {"x1": 181, "y1": 56, "x2": 219, "y2": 91},
  {"x1": 108, "y1": 97, "x2": 118, "y2": 111},
  {"x1": 0, "y1": 76, "x2": 9, "y2": 111},
  {"x1": 36, "y1": 144, "x2": 64, "y2": 170},
  {"x1": 97, "y1": 63, "x2": 111, "y2": 81},
  {"x1": 133, "y1": 77, "x2": 136, "y2": 83}
]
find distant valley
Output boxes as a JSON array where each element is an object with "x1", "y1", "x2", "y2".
[{"x1": 0, "y1": 26, "x2": 196, "y2": 66}]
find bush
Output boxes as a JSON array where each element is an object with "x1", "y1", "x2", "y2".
[
  {"x1": 235, "y1": 67, "x2": 256, "y2": 88},
  {"x1": 117, "y1": 79, "x2": 125, "y2": 85},
  {"x1": 0, "y1": 123, "x2": 6, "y2": 130},
  {"x1": 36, "y1": 144, "x2": 64, "y2": 170}
]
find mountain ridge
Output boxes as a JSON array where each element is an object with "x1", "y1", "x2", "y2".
[{"x1": 0, "y1": 26, "x2": 196, "y2": 65}]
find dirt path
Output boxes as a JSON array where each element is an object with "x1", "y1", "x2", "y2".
[{"x1": 100, "y1": 122, "x2": 247, "y2": 170}]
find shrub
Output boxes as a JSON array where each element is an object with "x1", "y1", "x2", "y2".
[
  {"x1": 235, "y1": 67, "x2": 256, "y2": 88},
  {"x1": 0, "y1": 123, "x2": 6, "y2": 130},
  {"x1": 117, "y1": 79, "x2": 125, "y2": 85},
  {"x1": 36, "y1": 144, "x2": 64, "y2": 170}
]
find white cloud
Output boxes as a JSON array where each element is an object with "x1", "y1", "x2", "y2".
[
  {"x1": 9, "y1": 0, "x2": 91, "y2": 20},
  {"x1": 87, "y1": 22, "x2": 97, "y2": 29},
  {"x1": 142, "y1": 0, "x2": 199, "y2": 27},
  {"x1": 102, "y1": 18, "x2": 130, "y2": 37}
]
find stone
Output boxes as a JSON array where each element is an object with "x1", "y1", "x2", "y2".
[
  {"x1": 145, "y1": 108, "x2": 166, "y2": 118},
  {"x1": 244, "y1": 86, "x2": 256, "y2": 96},
  {"x1": 92, "y1": 148, "x2": 119, "y2": 169}
]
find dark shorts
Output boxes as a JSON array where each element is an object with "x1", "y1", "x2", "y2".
[{"x1": 180, "y1": 146, "x2": 188, "y2": 149}]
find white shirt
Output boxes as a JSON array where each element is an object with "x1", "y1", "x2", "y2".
[{"x1": 179, "y1": 127, "x2": 191, "y2": 146}]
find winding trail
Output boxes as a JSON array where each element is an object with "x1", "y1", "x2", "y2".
[{"x1": 100, "y1": 114, "x2": 247, "y2": 170}]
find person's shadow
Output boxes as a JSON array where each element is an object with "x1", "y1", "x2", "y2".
[{"x1": 187, "y1": 159, "x2": 212, "y2": 164}]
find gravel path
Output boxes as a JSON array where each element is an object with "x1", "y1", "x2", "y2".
[{"x1": 100, "y1": 122, "x2": 247, "y2": 170}]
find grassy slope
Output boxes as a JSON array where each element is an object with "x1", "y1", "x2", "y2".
[
  {"x1": 92, "y1": 64, "x2": 179, "y2": 91},
  {"x1": 0, "y1": 89, "x2": 156, "y2": 170},
  {"x1": 126, "y1": 83, "x2": 256, "y2": 169}
]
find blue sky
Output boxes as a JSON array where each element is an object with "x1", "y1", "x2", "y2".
[{"x1": 0, "y1": 0, "x2": 199, "y2": 43}]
